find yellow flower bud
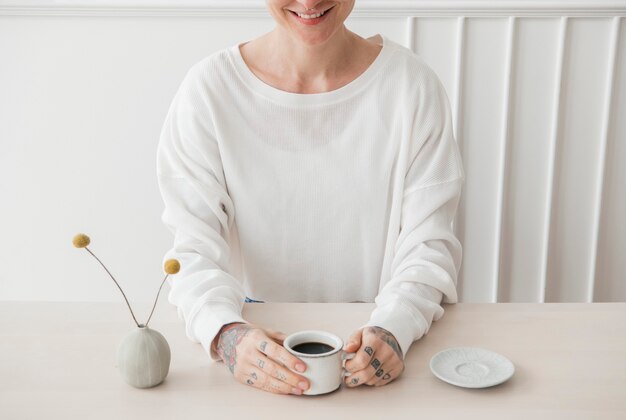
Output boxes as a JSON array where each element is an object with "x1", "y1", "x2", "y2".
[
  {"x1": 164, "y1": 259, "x2": 180, "y2": 275},
  {"x1": 72, "y1": 233, "x2": 90, "y2": 248}
]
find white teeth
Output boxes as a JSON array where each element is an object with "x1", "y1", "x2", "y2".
[{"x1": 296, "y1": 10, "x2": 325, "y2": 19}]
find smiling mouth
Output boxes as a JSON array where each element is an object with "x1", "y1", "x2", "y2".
[{"x1": 289, "y1": 5, "x2": 335, "y2": 18}]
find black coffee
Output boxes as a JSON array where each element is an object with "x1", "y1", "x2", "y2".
[{"x1": 292, "y1": 342, "x2": 335, "y2": 355}]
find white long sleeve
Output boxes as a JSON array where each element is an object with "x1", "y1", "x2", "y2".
[
  {"x1": 156, "y1": 33, "x2": 465, "y2": 362},
  {"x1": 359, "y1": 60, "x2": 465, "y2": 359},
  {"x1": 157, "y1": 64, "x2": 248, "y2": 361}
]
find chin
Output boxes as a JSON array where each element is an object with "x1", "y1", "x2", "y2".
[{"x1": 268, "y1": 1, "x2": 355, "y2": 45}]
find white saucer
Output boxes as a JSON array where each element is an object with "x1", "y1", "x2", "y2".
[{"x1": 429, "y1": 347, "x2": 515, "y2": 388}]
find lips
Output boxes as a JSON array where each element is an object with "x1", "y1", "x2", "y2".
[{"x1": 289, "y1": 5, "x2": 335, "y2": 18}]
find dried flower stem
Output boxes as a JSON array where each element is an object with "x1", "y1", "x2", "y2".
[
  {"x1": 85, "y1": 246, "x2": 140, "y2": 327},
  {"x1": 145, "y1": 274, "x2": 169, "y2": 328}
]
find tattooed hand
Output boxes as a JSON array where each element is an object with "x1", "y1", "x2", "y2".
[
  {"x1": 214, "y1": 322, "x2": 310, "y2": 396},
  {"x1": 342, "y1": 326, "x2": 405, "y2": 387}
]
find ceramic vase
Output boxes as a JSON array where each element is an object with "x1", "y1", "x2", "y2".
[{"x1": 116, "y1": 324, "x2": 171, "y2": 388}]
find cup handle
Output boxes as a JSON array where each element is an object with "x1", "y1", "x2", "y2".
[{"x1": 340, "y1": 350, "x2": 356, "y2": 378}]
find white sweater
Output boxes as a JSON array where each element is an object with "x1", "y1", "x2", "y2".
[{"x1": 156, "y1": 33, "x2": 465, "y2": 362}]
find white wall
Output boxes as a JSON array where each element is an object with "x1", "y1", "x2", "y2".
[{"x1": 1, "y1": 1, "x2": 625, "y2": 306}]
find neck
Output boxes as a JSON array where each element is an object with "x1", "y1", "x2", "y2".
[{"x1": 266, "y1": 27, "x2": 358, "y2": 84}]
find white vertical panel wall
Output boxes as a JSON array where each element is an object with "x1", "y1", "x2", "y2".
[
  {"x1": 405, "y1": 4, "x2": 626, "y2": 304},
  {"x1": 0, "y1": 1, "x2": 624, "y2": 305}
]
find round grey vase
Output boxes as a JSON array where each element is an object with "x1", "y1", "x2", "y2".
[{"x1": 116, "y1": 324, "x2": 171, "y2": 388}]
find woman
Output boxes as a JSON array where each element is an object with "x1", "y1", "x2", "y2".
[{"x1": 157, "y1": 0, "x2": 465, "y2": 396}]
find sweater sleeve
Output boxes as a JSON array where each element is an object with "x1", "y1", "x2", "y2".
[
  {"x1": 360, "y1": 63, "x2": 465, "y2": 360},
  {"x1": 156, "y1": 64, "x2": 248, "y2": 362}
]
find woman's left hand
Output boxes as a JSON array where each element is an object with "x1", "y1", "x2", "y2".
[{"x1": 342, "y1": 326, "x2": 405, "y2": 387}]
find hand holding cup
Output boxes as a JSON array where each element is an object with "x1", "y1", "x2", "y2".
[
  {"x1": 215, "y1": 323, "x2": 311, "y2": 395},
  {"x1": 343, "y1": 326, "x2": 405, "y2": 387}
]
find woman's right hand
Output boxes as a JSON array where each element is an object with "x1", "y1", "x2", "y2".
[{"x1": 215, "y1": 322, "x2": 310, "y2": 395}]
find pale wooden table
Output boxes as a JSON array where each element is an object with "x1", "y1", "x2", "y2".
[{"x1": 1, "y1": 301, "x2": 625, "y2": 419}]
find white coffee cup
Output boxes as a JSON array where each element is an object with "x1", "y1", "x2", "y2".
[{"x1": 283, "y1": 330, "x2": 356, "y2": 395}]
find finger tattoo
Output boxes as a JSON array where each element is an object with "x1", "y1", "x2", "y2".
[
  {"x1": 382, "y1": 373, "x2": 391, "y2": 380},
  {"x1": 375, "y1": 368, "x2": 384, "y2": 377},
  {"x1": 257, "y1": 359, "x2": 265, "y2": 369},
  {"x1": 251, "y1": 372, "x2": 258, "y2": 380},
  {"x1": 277, "y1": 371, "x2": 287, "y2": 381},
  {"x1": 371, "y1": 358, "x2": 381, "y2": 369},
  {"x1": 350, "y1": 377, "x2": 359, "y2": 385},
  {"x1": 364, "y1": 346, "x2": 374, "y2": 356},
  {"x1": 260, "y1": 341, "x2": 267, "y2": 352},
  {"x1": 246, "y1": 379, "x2": 254, "y2": 385}
]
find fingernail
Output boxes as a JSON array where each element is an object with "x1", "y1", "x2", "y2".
[
  {"x1": 296, "y1": 363, "x2": 306, "y2": 372},
  {"x1": 291, "y1": 387, "x2": 303, "y2": 395},
  {"x1": 298, "y1": 381, "x2": 308, "y2": 390}
]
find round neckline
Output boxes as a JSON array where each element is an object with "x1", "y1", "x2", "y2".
[{"x1": 228, "y1": 34, "x2": 393, "y2": 107}]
